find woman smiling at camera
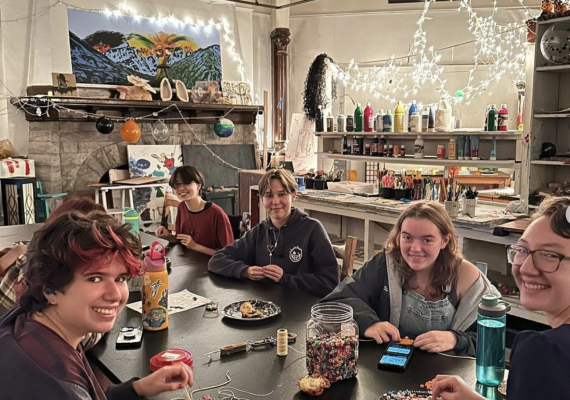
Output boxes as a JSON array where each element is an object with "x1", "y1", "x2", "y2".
[
  {"x1": 322, "y1": 201, "x2": 499, "y2": 356},
  {"x1": 0, "y1": 211, "x2": 193, "y2": 399},
  {"x1": 208, "y1": 168, "x2": 338, "y2": 297},
  {"x1": 156, "y1": 165, "x2": 233, "y2": 256},
  {"x1": 431, "y1": 196, "x2": 570, "y2": 400}
]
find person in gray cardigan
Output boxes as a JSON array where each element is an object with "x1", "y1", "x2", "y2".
[
  {"x1": 322, "y1": 201, "x2": 500, "y2": 356},
  {"x1": 208, "y1": 169, "x2": 338, "y2": 297}
]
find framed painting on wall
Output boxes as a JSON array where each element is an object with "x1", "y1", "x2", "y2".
[
  {"x1": 51, "y1": 72, "x2": 78, "y2": 96},
  {"x1": 67, "y1": 9, "x2": 222, "y2": 89}
]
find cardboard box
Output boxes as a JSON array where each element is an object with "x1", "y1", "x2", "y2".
[{"x1": 0, "y1": 158, "x2": 35, "y2": 178}]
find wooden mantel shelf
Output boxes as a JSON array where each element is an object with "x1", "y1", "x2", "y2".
[{"x1": 11, "y1": 96, "x2": 263, "y2": 125}]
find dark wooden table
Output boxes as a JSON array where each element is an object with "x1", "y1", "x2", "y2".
[{"x1": 88, "y1": 247, "x2": 504, "y2": 400}]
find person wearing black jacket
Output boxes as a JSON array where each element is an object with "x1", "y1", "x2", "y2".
[
  {"x1": 321, "y1": 201, "x2": 499, "y2": 356},
  {"x1": 208, "y1": 169, "x2": 338, "y2": 297},
  {"x1": 431, "y1": 197, "x2": 570, "y2": 400}
]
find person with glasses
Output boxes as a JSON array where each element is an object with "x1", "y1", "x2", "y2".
[
  {"x1": 321, "y1": 201, "x2": 499, "y2": 356},
  {"x1": 156, "y1": 166, "x2": 233, "y2": 256},
  {"x1": 431, "y1": 196, "x2": 570, "y2": 400},
  {"x1": 208, "y1": 168, "x2": 339, "y2": 297}
]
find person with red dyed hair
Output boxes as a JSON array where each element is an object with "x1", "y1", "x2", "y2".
[
  {"x1": 0, "y1": 211, "x2": 193, "y2": 399},
  {"x1": 0, "y1": 197, "x2": 106, "y2": 317}
]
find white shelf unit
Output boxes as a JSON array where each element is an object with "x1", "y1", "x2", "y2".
[
  {"x1": 317, "y1": 152, "x2": 522, "y2": 169},
  {"x1": 529, "y1": 22, "x2": 570, "y2": 198},
  {"x1": 314, "y1": 131, "x2": 522, "y2": 140},
  {"x1": 533, "y1": 113, "x2": 570, "y2": 119},
  {"x1": 530, "y1": 160, "x2": 570, "y2": 166}
]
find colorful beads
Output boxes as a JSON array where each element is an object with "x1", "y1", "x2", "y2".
[
  {"x1": 380, "y1": 390, "x2": 433, "y2": 399},
  {"x1": 306, "y1": 333, "x2": 359, "y2": 383}
]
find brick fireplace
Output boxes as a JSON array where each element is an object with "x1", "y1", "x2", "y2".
[{"x1": 27, "y1": 120, "x2": 258, "y2": 195}]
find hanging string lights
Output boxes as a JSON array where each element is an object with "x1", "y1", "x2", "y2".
[{"x1": 327, "y1": 0, "x2": 538, "y2": 105}]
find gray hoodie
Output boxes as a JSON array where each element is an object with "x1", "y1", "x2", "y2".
[{"x1": 208, "y1": 208, "x2": 339, "y2": 297}]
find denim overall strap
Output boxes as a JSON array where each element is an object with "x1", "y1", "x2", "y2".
[{"x1": 398, "y1": 289, "x2": 456, "y2": 338}]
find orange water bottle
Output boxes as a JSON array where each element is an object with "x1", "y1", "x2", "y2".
[{"x1": 142, "y1": 241, "x2": 169, "y2": 331}]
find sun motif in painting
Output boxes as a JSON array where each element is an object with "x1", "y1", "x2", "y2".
[{"x1": 289, "y1": 246, "x2": 302, "y2": 263}]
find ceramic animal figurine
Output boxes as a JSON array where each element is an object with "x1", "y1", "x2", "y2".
[{"x1": 117, "y1": 75, "x2": 156, "y2": 101}]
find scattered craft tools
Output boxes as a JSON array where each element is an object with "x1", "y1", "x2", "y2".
[{"x1": 204, "y1": 332, "x2": 298, "y2": 357}]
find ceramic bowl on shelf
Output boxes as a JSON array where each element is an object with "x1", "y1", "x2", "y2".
[{"x1": 540, "y1": 21, "x2": 570, "y2": 64}]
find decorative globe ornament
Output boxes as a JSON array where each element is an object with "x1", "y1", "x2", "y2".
[
  {"x1": 96, "y1": 116, "x2": 114, "y2": 134},
  {"x1": 214, "y1": 117, "x2": 234, "y2": 138},
  {"x1": 120, "y1": 119, "x2": 142, "y2": 143},
  {"x1": 540, "y1": 21, "x2": 570, "y2": 64},
  {"x1": 152, "y1": 119, "x2": 169, "y2": 141}
]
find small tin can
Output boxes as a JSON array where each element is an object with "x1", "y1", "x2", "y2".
[{"x1": 337, "y1": 115, "x2": 346, "y2": 132}]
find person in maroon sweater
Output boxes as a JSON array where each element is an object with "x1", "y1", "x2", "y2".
[
  {"x1": 156, "y1": 166, "x2": 233, "y2": 256},
  {"x1": 0, "y1": 211, "x2": 193, "y2": 399}
]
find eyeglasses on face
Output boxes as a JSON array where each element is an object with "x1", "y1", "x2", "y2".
[{"x1": 506, "y1": 244, "x2": 570, "y2": 273}]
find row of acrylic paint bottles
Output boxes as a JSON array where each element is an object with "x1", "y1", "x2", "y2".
[
  {"x1": 484, "y1": 104, "x2": 509, "y2": 132},
  {"x1": 315, "y1": 100, "x2": 442, "y2": 133}
]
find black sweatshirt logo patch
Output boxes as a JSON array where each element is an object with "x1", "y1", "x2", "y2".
[{"x1": 289, "y1": 246, "x2": 302, "y2": 262}]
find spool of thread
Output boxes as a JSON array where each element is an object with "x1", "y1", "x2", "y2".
[{"x1": 277, "y1": 328, "x2": 288, "y2": 356}]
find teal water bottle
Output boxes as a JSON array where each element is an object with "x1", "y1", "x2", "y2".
[
  {"x1": 476, "y1": 294, "x2": 510, "y2": 386},
  {"x1": 123, "y1": 207, "x2": 140, "y2": 236}
]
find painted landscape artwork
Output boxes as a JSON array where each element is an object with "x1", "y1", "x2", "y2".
[{"x1": 67, "y1": 9, "x2": 222, "y2": 87}]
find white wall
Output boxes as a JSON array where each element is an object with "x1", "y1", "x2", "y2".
[
  {"x1": 288, "y1": 2, "x2": 537, "y2": 131},
  {"x1": 0, "y1": 0, "x2": 272, "y2": 155}
]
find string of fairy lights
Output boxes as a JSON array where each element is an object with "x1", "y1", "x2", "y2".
[
  {"x1": 0, "y1": 0, "x2": 545, "y2": 112},
  {"x1": 327, "y1": 0, "x2": 540, "y2": 105}
]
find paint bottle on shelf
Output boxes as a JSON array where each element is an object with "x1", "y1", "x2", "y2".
[
  {"x1": 487, "y1": 104, "x2": 498, "y2": 131},
  {"x1": 342, "y1": 135, "x2": 349, "y2": 155},
  {"x1": 346, "y1": 114, "x2": 354, "y2": 132},
  {"x1": 315, "y1": 105, "x2": 324, "y2": 132},
  {"x1": 437, "y1": 144, "x2": 446, "y2": 159},
  {"x1": 411, "y1": 112, "x2": 422, "y2": 133},
  {"x1": 326, "y1": 113, "x2": 334, "y2": 132},
  {"x1": 498, "y1": 104, "x2": 509, "y2": 131},
  {"x1": 408, "y1": 100, "x2": 418, "y2": 132},
  {"x1": 352, "y1": 136, "x2": 359, "y2": 155},
  {"x1": 372, "y1": 135, "x2": 379, "y2": 156},
  {"x1": 421, "y1": 107, "x2": 430, "y2": 133},
  {"x1": 414, "y1": 135, "x2": 425, "y2": 159},
  {"x1": 394, "y1": 101, "x2": 405, "y2": 133},
  {"x1": 383, "y1": 110, "x2": 394, "y2": 132},
  {"x1": 428, "y1": 105, "x2": 436, "y2": 132},
  {"x1": 376, "y1": 110, "x2": 384, "y2": 132},
  {"x1": 338, "y1": 115, "x2": 346, "y2": 132},
  {"x1": 354, "y1": 103, "x2": 364, "y2": 132},
  {"x1": 388, "y1": 144, "x2": 394, "y2": 157},
  {"x1": 365, "y1": 143, "x2": 371, "y2": 156},
  {"x1": 393, "y1": 144, "x2": 400, "y2": 158},
  {"x1": 378, "y1": 135, "x2": 387, "y2": 157},
  {"x1": 448, "y1": 138, "x2": 457, "y2": 160},
  {"x1": 364, "y1": 101, "x2": 374, "y2": 132},
  {"x1": 400, "y1": 145, "x2": 406, "y2": 158}
]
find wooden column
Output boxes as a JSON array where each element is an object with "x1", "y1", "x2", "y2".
[{"x1": 270, "y1": 28, "x2": 291, "y2": 144}]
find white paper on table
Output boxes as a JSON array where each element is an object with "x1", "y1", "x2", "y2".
[{"x1": 126, "y1": 289, "x2": 209, "y2": 315}]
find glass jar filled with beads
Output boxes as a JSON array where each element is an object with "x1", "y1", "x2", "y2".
[{"x1": 306, "y1": 303, "x2": 359, "y2": 383}]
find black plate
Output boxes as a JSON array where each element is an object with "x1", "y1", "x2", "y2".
[
  {"x1": 379, "y1": 390, "x2": 433, "y2": 399},
  {"x1": 221, "y1": 300, "x2": 281, "y2": 321}
]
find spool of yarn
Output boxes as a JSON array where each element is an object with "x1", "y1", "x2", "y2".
[{"x1": 277, "y1": 328, "x2": 288, "y2": 356}]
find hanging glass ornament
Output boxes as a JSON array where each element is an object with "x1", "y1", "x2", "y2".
[
  {"x1": 96, "y1": 116, "x2": 115, "y2": 134},
  {"x1": 214, "y1": 117, "x2": 235, "y2": 138},
  {"x1": 120, "y1": 119, "x2": 142, "y2": 143},
  {"x1": 152, "y1": 119, "x2": 169, "y2": 141}
]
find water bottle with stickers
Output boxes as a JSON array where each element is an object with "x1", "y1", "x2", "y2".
[
  {"x1": 142, "y1": 241, "x2": 169, "y2": 331},
  {"x1": 476, "y1": 294, "x2": 510, "y2": 386}
]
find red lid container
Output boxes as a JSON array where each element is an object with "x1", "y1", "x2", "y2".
[{"x1": 150, "y1": 348, "x2": 194, "y2": 372}]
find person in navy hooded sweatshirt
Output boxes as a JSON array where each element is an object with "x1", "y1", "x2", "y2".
[{"x1": 208, "y1": 168, "x2": 338, "y2": 297}]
